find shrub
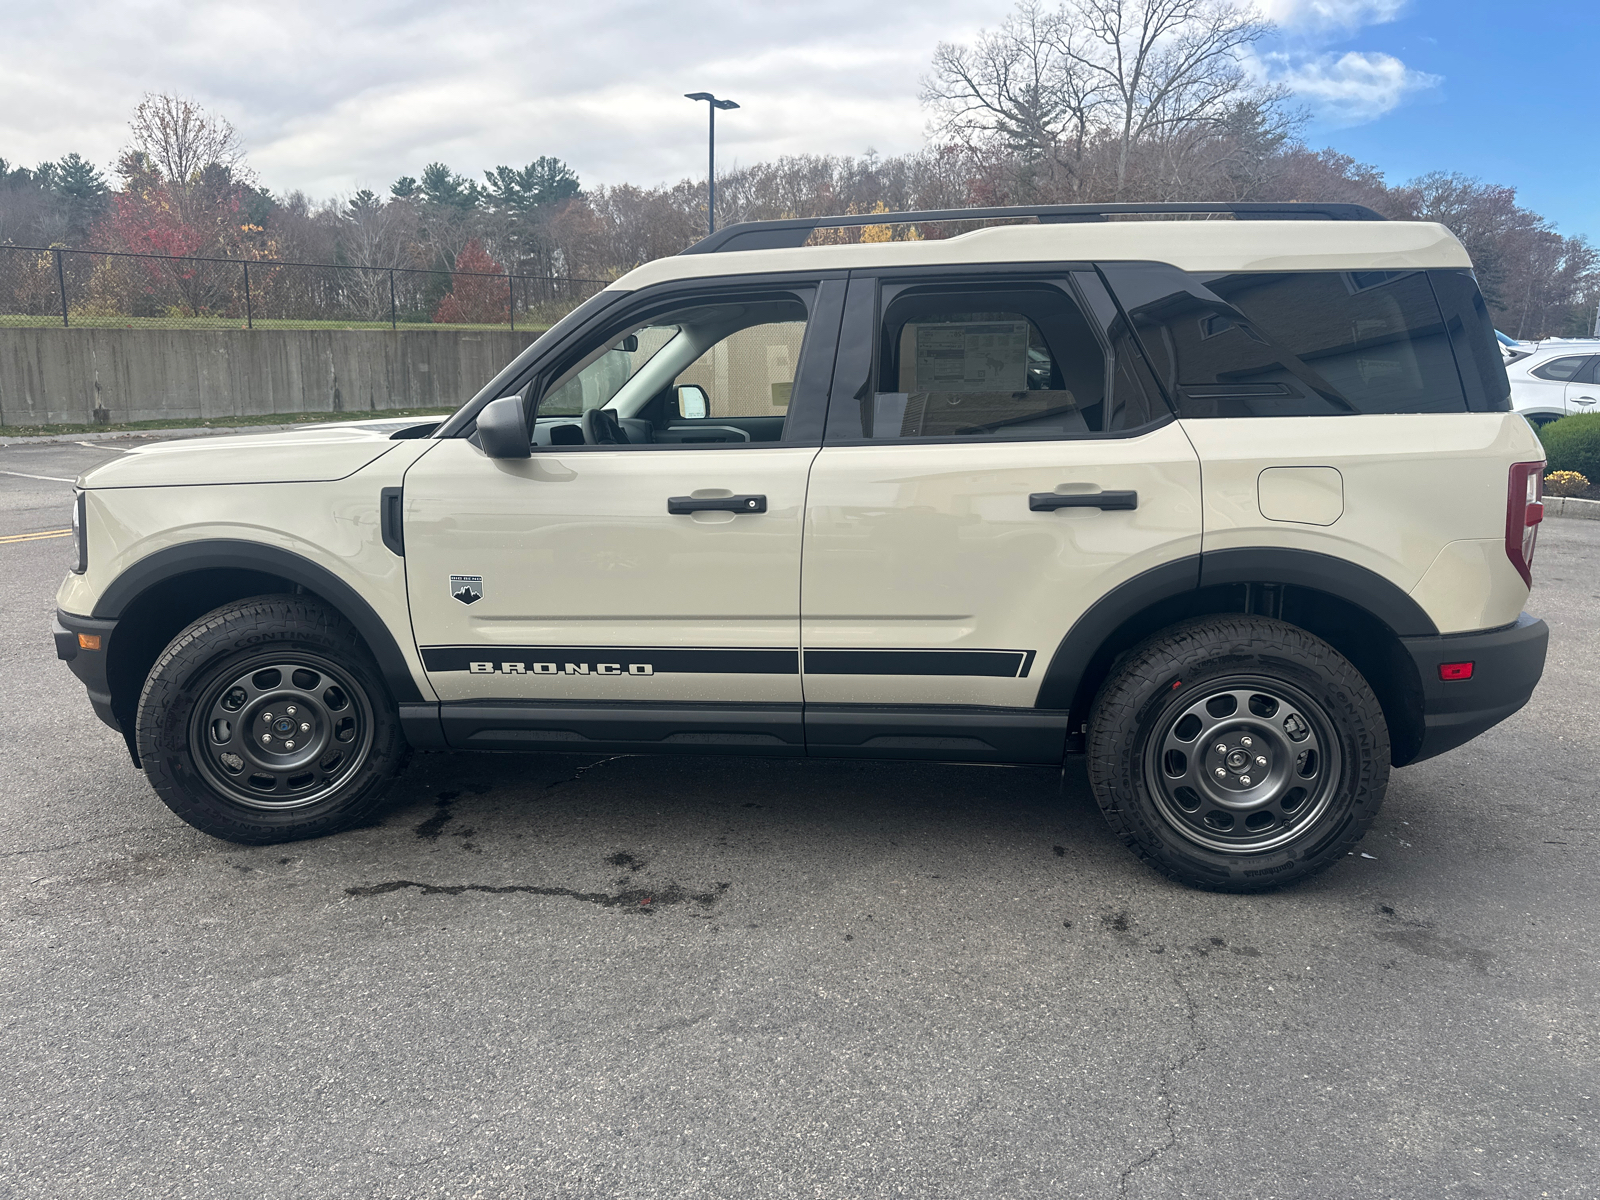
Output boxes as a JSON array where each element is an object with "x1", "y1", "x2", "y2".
[
  {"x1": 433, "y1": 239, "x2": 509, "y2": 325},
  {"x1": 1543, "y1": 470, "x2": 1590, "y2": 497},
  {"x1": 1537, "y1": 414, "x2": 1600, "y2": 484}
]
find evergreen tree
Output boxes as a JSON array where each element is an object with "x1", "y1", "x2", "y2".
[
  {"x1": 420, "y1": 162, "x2": 479, "y2": 211},
  {"x1": 55, "y1": 152, "x2": 110, "y2": 241}
]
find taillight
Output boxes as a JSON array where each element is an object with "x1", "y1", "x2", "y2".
[{"x1": 1505, "y1": 462, "x2": 1544, "y2": 588}]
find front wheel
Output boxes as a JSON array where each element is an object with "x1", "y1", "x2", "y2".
[
  {"x1": 1087, "y1": 616, "x2": 1389, "y2": 892},
  {"x1": 136, "y1": 595, "x2": 408, "y2": 843}
]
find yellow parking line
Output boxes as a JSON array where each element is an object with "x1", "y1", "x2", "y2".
[{"x1": 0, "y1": 528, "x2": 72, "y2": 544}]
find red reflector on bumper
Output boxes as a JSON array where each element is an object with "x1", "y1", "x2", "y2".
[{"x1": 1439, "y1": 661, "x2": 1474, "y2": 681}]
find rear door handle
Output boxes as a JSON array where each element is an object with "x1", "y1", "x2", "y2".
[
  {"x1": 1030, "y1": 490, "x2": 1138, "y2": 512},
  {"x1": 668, "y1": 494, "x2": 767, "y2": 514}
]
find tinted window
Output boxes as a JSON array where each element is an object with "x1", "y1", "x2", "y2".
[
  {"x1": 1100, "y1": 264, "x2": 1470, "y2": 417},
  {"x1": 1529, "y1": 355, "x2": 1592, "y2": 382},
  {"x1": 833, "y1": 279, "x2": 1165, "y2": 441},
  {"x1": 1428, "y1": 269, "x2": 1511, "y2": 411}
]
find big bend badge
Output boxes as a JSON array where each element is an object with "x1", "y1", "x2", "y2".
[{"x1": 449, "y1": 575, "x2": 483, "y2": 605}]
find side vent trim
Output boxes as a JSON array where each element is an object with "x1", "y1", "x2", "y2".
[{"x1": 380, "y1": 487, "x2": 404, "y2": 557}]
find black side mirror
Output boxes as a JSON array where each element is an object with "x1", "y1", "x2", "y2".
[
  {"x1": 618, "y1": 334, "x2": 639, "y2": 352},
  {"x1": 476, "y1": 395, "x2": 531, "y2": 459}
]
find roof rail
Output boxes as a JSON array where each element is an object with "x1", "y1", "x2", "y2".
[{"x1": 681, "y1": 202, "x2": 1387, "y2": 255}]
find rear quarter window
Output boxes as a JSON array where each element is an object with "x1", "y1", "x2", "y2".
[{"x1": 1099, "y1": 264, "x2": 1475, "y2": 417}]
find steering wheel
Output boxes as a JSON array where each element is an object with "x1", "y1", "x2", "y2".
[{"x1": 581, "y1": 407, "x2": 628, "y2": 445}]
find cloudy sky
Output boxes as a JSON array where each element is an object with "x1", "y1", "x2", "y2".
[{"x1": 1, "y1": 0, "x2": 1594, "y2": 237}]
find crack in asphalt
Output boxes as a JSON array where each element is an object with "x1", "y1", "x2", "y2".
[
  {"x1": 546, "y1": 755, "x2": 630, "y2": 789},
  {"x1": 346, "y1": 878, "x2": 729, "y2": 914},
  {"x1": 0, "y1": 827, "x2": 167, "y2": 858},
  {"x1": 1116, "y1": 957, "x2": 1205, "y2": 1196}
]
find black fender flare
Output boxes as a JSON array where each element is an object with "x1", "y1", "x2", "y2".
[
  {"x1": 1034, "y1": 547, "x2": 1437, "y2": 716},
  {"x1": 92, "y1": 539, "x2": 423, "y2": 703}
]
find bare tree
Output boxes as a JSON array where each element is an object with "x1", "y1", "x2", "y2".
[
  {"x1": 922, "y1": 1, "x2": 1103, "y2": 197},
  {"x1": 1071, "y1": 0, "x2": 1274, "y2": 196},
  {"x1": 923, "y1": 0, "x2": 1280, "y2": 199},
  {"x1": 127, "y1": 93, "x2": 249, "y2": 190}
]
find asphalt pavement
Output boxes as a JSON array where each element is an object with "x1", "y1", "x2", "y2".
[{"x1": 2, "y1": 437, "x2": 1597, "y2": 1199}]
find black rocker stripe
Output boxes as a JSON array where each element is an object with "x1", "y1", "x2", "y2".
[
  {"x1": 802, "y1": 648, "x2": 1036, "y2": 678},
  {"x1": 421, "y1": 646, "x2": 1038, "y2": 678},
  {"x1": 421, "y1": 646, "x2": 800, "y2": 674}
]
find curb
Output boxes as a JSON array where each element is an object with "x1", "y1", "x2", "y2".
[
  {"x1": 1547, "y1": 495, "x2": 1600, "y2": 521},
  {"x1": 0, "y1": 418, "x2": 417, "y2": 447}
]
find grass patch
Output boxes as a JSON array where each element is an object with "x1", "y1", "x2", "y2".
[
  {"x1": 0, "y1": 314, "x2": 551, "y2": 333},
  {"x1": 0, "y1": 406, "x2": 459, "y2": 439}
]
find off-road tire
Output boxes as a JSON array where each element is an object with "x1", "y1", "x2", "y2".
[
  {"x1": 136, "y1": 595, "x2": 407, "y2": 844},
  {"x1": 1087, "y1": 615, "x2": 1389, "y2": 892}
]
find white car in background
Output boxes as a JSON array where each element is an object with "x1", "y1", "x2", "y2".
[{"x1": 1504, "y1": 340, "x2": 1600, "y2": 428}]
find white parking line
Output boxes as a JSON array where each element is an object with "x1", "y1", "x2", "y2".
[{"x1": 0, "y1": 470, "x2": 77, "y2": 483}]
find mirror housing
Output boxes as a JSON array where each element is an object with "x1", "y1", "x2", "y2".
[
  {"x1": 476, "y1": 395, "x2": 531, "y2": 459},
  {"x1": 676, "y1": 384, "x2": 709, "y2": 420}
]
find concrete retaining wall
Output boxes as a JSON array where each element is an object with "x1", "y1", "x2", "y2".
[
  {"x1": 1547, "y1": 495, "x2": 1600, "y2": 520},
  {"x1": 0, "y1": 327, "x2": 539, "y2": 426}
]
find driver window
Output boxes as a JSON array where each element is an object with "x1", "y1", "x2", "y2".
[
  {"x1": 532, "y1": 294, "x2": 811, "y2": 447},
  {"x1": 539, "y1": 326, "x2": 677, "y2": 417}
]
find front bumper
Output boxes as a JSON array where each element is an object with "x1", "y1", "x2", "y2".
[
  {"x1": 54, "y1": 609, "x2": 122, "y2": 734},
  {"x1": 1401, "y1": 612, "x2": 1548, "y2": 764}
]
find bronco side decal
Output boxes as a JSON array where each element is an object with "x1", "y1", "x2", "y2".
[
  {"x1": 420, "y1": 646, "x2": 1038, "y2": 678},
  {"x1": 419, "y1": 646, "x2": 800, "y2": 675}
]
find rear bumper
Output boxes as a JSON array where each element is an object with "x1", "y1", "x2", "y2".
[
  {"x1": 54, "y1": 609, "x2": 122, "y2": 733},
  {"x1": 1400, "y1": 612, "x2": 1548, "y2": 764}
]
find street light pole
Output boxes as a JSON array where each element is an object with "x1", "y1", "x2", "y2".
[{"x1": 684, "y1": 92, "x2": 739, "y2": 236}]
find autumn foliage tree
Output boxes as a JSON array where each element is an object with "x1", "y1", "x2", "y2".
[
  {"x1": 432, "y1": 239, "x2": 508, "y2": 324},
  {"x1": 99, "y1": 95, "x2": 270, "y2": 315}
]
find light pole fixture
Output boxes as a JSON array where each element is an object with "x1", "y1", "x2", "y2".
[{"x1": 684, "y1": 92, "x2": 739, "y2": 236}]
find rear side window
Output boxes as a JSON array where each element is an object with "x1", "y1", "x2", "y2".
[
  {"x1": 824, "y1": 275, "x2": 1169, "y2": 442},
  {"x1": 1529, "y1": 356, "x2": 1592, "y2": 382},
  {"x1": 1428, "y1": 269, "x2": 1512, "y2": 411},
  {"x1": 1100, "y1": 264, "x2": 1471, "y2": 417}
]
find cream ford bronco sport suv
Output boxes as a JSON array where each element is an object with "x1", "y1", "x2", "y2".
[{"x1": 54, "y1": 202, "x2": 1549, "y2": 892}]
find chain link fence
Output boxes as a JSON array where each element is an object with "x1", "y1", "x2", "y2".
[{"x1": 0, "y1": 244, "x2": 610, "y2": 331}]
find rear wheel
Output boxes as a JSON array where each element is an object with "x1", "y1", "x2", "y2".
[
  {"x1": 136, "y1": 596, "x2": 407, "y2": 843},
  {"x1": 1087, "y1": 615, "x2": 1388, "y2": 891}
]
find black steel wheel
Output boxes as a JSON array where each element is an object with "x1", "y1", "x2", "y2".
[
  {"x1": 1147, "y1": 678, "x2": 1339, "y2": 854},
  {"x1": 1087, "y1": 615, "x2": 1388, "y2": 892},
  {"x1": 137, "y1": 595, "x2": 407, "y2": 843},
  {"x1": 189, "y1": 656, "x2": 376, "y2": 810}
]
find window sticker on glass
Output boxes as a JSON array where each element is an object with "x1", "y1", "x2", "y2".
[{"x1": 915, "y1": 322, "x2": 1030, "y2": 392}]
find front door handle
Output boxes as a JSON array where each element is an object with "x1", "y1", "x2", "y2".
[
  {"x1": 668, "y1": 494, "x2": 767, "y2": 514},
  {"x1": 1030, "y1": 490, "x2": 1138, "y2": 512}
]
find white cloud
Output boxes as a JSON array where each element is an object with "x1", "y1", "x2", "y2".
[
  {"x1": 1251, "y1": 0, "x2": 1438, "y2": 125},
  {"x1": 1260, "y1": 0, "x2": 1406, "y2": 35},
  {"x1": 0, "y1": 0, "x2": 983, "y2": 198},
  {"x1": 1266, "y1": 50, "x2": 1442, "y2": 125},
  {"x1": 0, "y1": 0, "x2": 1442, "y2": 192}
]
